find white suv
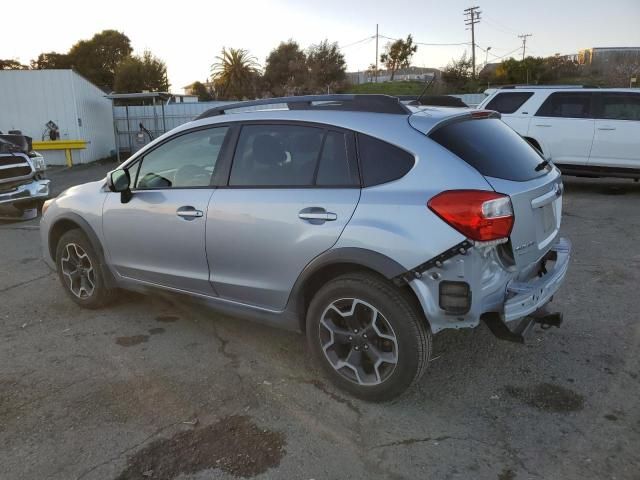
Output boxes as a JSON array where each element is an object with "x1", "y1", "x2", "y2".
[{"x1": 478, "y1": 87, "x2": 640, "y2": 179}]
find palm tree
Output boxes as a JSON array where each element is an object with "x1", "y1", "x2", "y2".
[{"x1": 210, "y1": 48, "x2": 260, "y2": 100}]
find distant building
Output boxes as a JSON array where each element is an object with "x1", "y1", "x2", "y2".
[
  {"x1": 183, "y1": 81, "x2": 215, "y2": 97},
  {"x1": 0, "y1": 69, "x2": 115, "y2": 165},
  {"x1": 347, "y1": 67, "x2": 441, "y2": 85},
  {"x1": 169, "y1": 94, "x2": 198, "y2": 103},
  {"x1": 578, "y1": 47, "x2": 640, "y2": 67}
]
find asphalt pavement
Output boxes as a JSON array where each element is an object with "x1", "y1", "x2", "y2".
[{"x1": 0, "y1": 162, "x2": 638, "y2": 480}]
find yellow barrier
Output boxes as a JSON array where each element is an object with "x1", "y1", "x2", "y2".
[{"x1": 32, "y1": 140, "x2": 88, "y2": 167}]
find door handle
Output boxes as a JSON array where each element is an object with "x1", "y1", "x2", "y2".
[
  {"x1": 298, "y1": 208, "x2": 337, "y2": 222},
  {"x1": 298, "y1": 212, "x2": 338, "y2": 221},
  {"x1": 176, "y1": 206, "x2": 203, "y2": 219},
  {"x1": 597, "y1": 126, "x2": 616, "y2": 131},
  {"x1": 535, "y1": 124, "x2": 552, "y2": 127}
]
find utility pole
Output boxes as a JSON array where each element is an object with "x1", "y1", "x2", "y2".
[
  {"x1": 519, "y1": 33, "x2": 532, "y2": 60},
  {"x1": 464, "y1": 6, "x2": 481, "y2": 78},
  {"x1": 375, "y1": 24, "x2": 379, "y2": 83}
]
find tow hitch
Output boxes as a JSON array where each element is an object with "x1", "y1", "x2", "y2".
[{"x1": 483, "y1": 307, "x2": 563, "y2": 344}]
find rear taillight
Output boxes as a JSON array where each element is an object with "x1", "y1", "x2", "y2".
[{"x1": 428, "y1": 190, "x2": 514, "y2": 242}]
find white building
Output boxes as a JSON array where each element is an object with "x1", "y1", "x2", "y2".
[{"x1": 0, "y1": 69, "x2": 115, "y2": 165}]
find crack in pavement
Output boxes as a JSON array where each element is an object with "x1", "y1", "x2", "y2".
[
  {"x1": 0, "y1": 272, "x2": 54, "y2": 293},
  {"x1": 300, "y1": 379, "x2": 362, "y2": 415},
  {"x1": 74, "y1": 420, "x2": 185, "y2": 480},
  {"x1": 372, "y1": 435, "x2": 452, "y2": 449}
]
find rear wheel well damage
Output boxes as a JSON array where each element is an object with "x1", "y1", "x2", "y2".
[{"x1": 294, "y1": 262, "x2": 427, "y2": 333}]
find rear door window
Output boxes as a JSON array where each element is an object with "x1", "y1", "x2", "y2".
[
  {"x1": 229, "y1": 124, "x2": 324, "y2": 186},
  {"x1": 485, "y1": 92, "x2": 534, "y2": 114},
  {"x1": 535, "y1": 92, "x2": 593, "y2": 118},
  {"x1": 316, "y1": 131, "x2": 359, "y2": 186},
  {"x1": 356, "y1": 134, "x2": 415, "y2": 187},
  {"x1": 429, "y1": 118, "x2": 548, "y2": 181},
  {"x1": 596, "y1": 92, "x2": 640, "y2": 121}
]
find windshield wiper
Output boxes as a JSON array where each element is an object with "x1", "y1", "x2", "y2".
[{"x1": 535, "y1": 159, "x2": 550, "y2": 171}]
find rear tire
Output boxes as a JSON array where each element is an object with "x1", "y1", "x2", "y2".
[
  {"x1": 306, "y1": 272, "x2": 431, "y2": 402},
  {"x1": 55, "y1": 229, "x2": 114, "y2": 309}
]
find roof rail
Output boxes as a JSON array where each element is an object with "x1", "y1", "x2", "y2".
[
  {"x1": 194, "y1": 94, "x2": 411, "y2": 119},
  {"x1": 498, "y1": 85, "x2": 600, "y2": 89}
]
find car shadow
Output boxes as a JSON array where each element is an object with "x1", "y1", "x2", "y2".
[{"x1": 562, "y1": 176, "x2": 640, "y2": 196}]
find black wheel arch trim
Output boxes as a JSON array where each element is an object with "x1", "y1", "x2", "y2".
[
  {"x1": 285, "y1": 247, "x2": 408, "y2": 328},
  {"x1": 49, "y1": 212, "x2": 117, "y2": 288}
]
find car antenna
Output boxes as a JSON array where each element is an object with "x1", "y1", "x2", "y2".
[{"x1": 415, "y1": 74, "x2": 436, "y2": 105}]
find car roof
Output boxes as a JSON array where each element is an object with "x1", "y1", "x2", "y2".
[{"x1": 179, "y1": 105, "x2": 478, "y2": 142}]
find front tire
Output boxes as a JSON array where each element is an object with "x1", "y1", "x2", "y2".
[
  {"x1": 306, "y1": 272, "x2": 432, "y2": 402},
  {"x1": 55, "y1": 229, "x2": 114, "y2": 309}
]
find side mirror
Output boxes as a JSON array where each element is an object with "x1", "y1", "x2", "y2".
[{"x1": 107, "y1": 169, "x2": 133, "y2": 203}]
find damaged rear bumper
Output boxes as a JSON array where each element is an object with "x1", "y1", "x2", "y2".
[
  {"x1": 503, "y1": 237, "x2": 571, "y2": 322},
  {"x1": 407, "y1": 236, "x2": 571, "y2": 334}
]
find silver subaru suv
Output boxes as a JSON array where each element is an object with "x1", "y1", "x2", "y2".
[{"x1": 41, "y1": 95, "x2": 571, "y2": 401}]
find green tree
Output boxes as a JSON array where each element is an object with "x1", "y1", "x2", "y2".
[
  {"x1": 306, "y1": 40, "x2": 346, "y2": 93},
  {"x1": 541, "y1": 54, "x2": 580, "y2": 82},
  {"x1": 441, "y1": 52, "x2": 474, "y2": 90},
  {"x1": 188, "y1": 81, "x2": 214, "y2": 101},
  {"x1": 113, "y1": 51, "x2": 169, "y2": 93},
  {"x1": 210, "y1": 47, "x2": 260, "y2": 100},
  {"x1": 495, "y1": 56, "x2": 545, "y2": 84},
  {"x1": 0, "y1": 59, "x2": 28, "y2": 70},
  {"x1": 68, "y1": 30, "x2": 133, "y2": 89},
  {"x1": 380, "y1": 35, "x2": 417, "y2": 81},
  {"x1": 264, "y1": 40, "x2": 308, "y2": 96},
  {"x1": 30, "y1": 52, "x2": 72, "y2": 70}
]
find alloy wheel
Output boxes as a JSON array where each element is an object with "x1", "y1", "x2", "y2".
[
  {"x1": 319, "y1": 298, "x2": 399, "y2": 386},
  {"x1": 60, "y1": 243, "x2": 96, "y2": 299}
]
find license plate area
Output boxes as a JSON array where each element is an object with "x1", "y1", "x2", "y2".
[{"x1": 541, "y1": 203, "x2": 556, "y2": 234}]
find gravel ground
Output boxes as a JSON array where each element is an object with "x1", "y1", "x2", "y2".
[{"x1": 0, "y1": 162, "x2": 638, "y2": 480}]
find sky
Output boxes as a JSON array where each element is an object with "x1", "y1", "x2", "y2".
[{"x1": 2, "y1": 0, "x2": 639, "y2": 91}]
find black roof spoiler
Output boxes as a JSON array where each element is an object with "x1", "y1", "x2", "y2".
[{"x1": 397, "y1": 95, "x2": 468, "y2": 107}]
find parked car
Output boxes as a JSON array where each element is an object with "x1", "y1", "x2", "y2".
[
  {"x1": 478, "y1": 86, "x2": 640, "y2": 180},
  {"x1": 0, "y1": 132, "x2": 50, "y2": 216},
  {"x1": 40, "y1": 95, "x2": 570, "y2": 401}
]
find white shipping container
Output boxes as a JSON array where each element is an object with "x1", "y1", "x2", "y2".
[{"x1": 0, "y1": 70, "x2": 115, "y2": 165}]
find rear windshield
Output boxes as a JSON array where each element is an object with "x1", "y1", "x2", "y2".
[{"x1": 429, "y1": 118, "x2": 548, "y2": 181}]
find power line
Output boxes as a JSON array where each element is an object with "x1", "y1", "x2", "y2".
[
  {"x1": 490, "y1": 46, "x2": 524, "y2": 61},
  {"x1": 482, "y1": 15, "x2": 520, "y2": 36},
  {"x1": 339, "y1": 36, "x2": 375, "y2": 50},
  {"x1": 464, "y1": 6, "x2": 481, "y2": 78},
  {"x1": 378, "y1": 34, "x2": 469, "y2": 46}
]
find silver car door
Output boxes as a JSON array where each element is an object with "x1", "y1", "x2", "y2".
[
  {"x1": 206, "y1": 124, "x2": 360, "y2": 310},
  {"x1": 103, "y1": 126, "x2": 230, "y2": 295}
]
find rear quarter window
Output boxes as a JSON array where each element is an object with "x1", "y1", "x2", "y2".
[
  {"x1": 484, "y1": 92, "x2": 534, "y2": 114},
  {"x1": 429, "y1": 118, "x2": 548, "y2": 181},
  {"x1": 356, "y1": 134, "x2": 415, "y2": 187}
]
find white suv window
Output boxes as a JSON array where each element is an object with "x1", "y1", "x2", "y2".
[
  {"x1": 485, "y1": 92, "x2": 533, "y2": 114},
  {"x1": 535, "y1": 92, "x2": 593, "y2": 119},
  {"x1": 597, "y1": 93, "x2": 640, "y2": 121}
]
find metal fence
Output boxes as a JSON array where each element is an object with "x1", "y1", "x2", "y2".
[{"x1": 113, "y1": 94, "x2": 486, "y2": 154}]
